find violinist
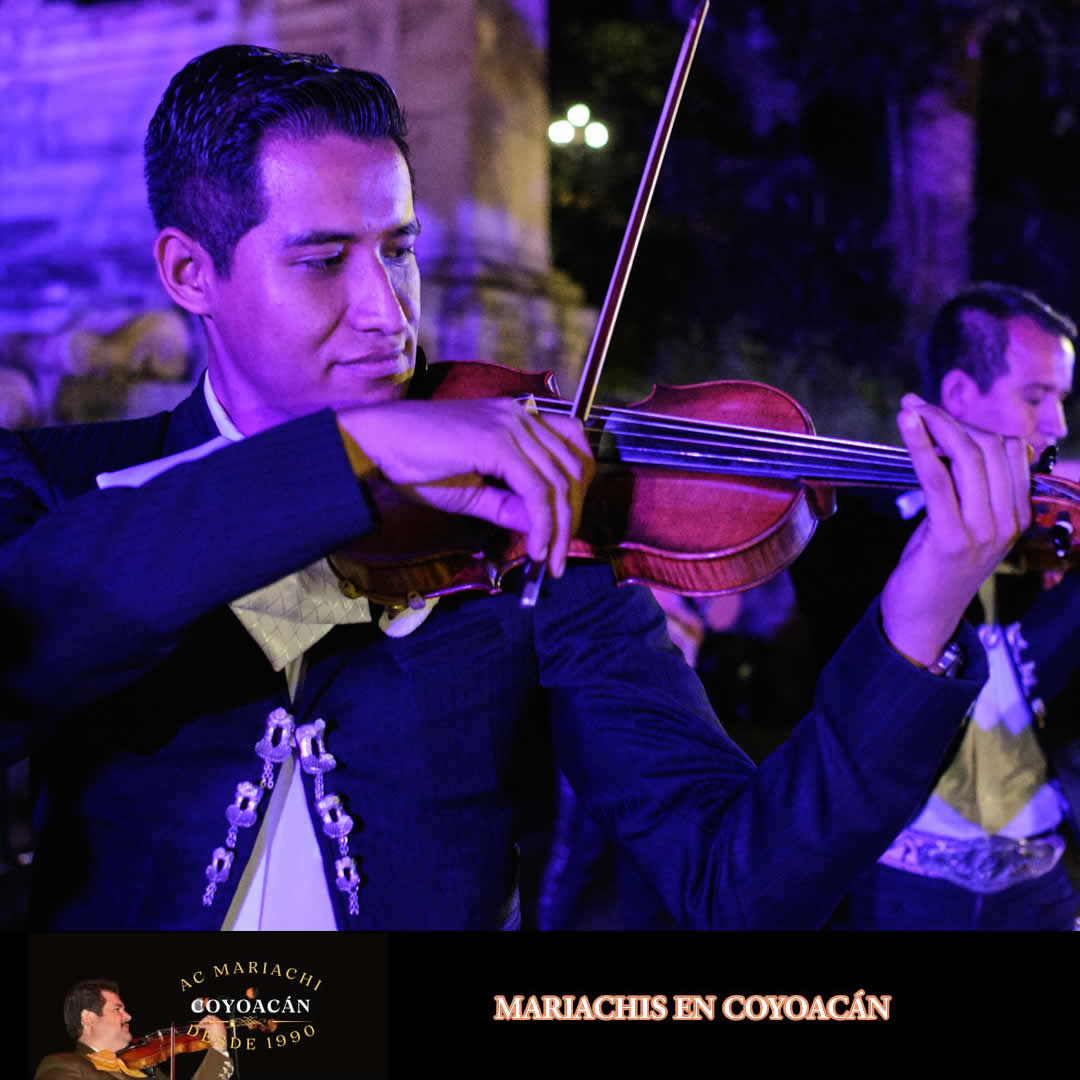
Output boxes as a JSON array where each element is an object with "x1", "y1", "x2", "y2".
[
  {"x1": 34, "y1": 980, "x2": 230, "y2": 1079},
  {"x1": 792, "y1": 283, "x2": 1080, "y2": 930},
  {"x1": 0, "y1": 45, "x2": 1035, "y2": 929}
]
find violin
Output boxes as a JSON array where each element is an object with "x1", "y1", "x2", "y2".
[
  {"x1": 330, "y1": 0, "x2": 1080, "y2": 606},
  {"x1": 118, "y1": 1018, "x2": 276, "y2": 1072},
  {"x1": 330, "y1": 359, "x2": 1080, "y2": 605}
]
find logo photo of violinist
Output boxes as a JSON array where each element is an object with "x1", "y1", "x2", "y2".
[{"x1": 28, "y1": 934, "x2": 386, "y2": 1079}]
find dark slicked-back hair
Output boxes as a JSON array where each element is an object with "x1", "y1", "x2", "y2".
[
  {"x1": 145, "y1": 44, "x2": 412, "y2": 276},
  {"x1": 64, "y1": 979, "x2": 120, "y2": 1042},
  {"x1": 923, "y1": 282, "x2": 1076, "y2": 402}
]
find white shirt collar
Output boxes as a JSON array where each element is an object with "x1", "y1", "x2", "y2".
[{"x1": 203, "y1": 372, "x2": 244, "y2": 442}]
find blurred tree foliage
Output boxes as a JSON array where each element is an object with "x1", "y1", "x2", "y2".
[{"x1": 549, "y1": 0, "x2": 1080, "y2": 447}]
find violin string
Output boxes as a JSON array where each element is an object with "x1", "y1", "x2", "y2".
[
  {"x1": 598, "y1": 409, "x2": 910, "y2": 462},
  {"x1": 581, "y1": 418, "x2": 1068, "y2": 493},
  {"x1": 580, "y1": 426, "x2": 917, "y2": 476},
  {"x1": 580, "y1": 440, "x2": 919, "y2": 485},
  {"x1": 591, "y1": 422, "x2": 912, "y2": 467},
  {"x1": 562, "y1": 407, "x2": 920, "y2": 484},
  {"x1": 530, "y1": 396, "x2": 912, "y2": 455},
  {"x1": 529, "y1": 397, "x2": 913, "y2": 468},
  {"x1": 579, "y1": 430, "x2": 1069, "y2": 492},
  {"x1": 1032, "y1": 474, "x2": 1080, "y2": 498},
  {"x1": 528, "y1": 397, "x2": 1074, "y2": 494}
]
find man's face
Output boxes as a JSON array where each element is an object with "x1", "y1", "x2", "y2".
[
  {"x1": 946, "y1": 315, "x2": 1075, "y2": 459},
  {"x1": 81, "y1": 990, "x2": 132, "y2": 1052},
  {"x1": 203, "y1": 134, "x2": 420, "y2": 434}
]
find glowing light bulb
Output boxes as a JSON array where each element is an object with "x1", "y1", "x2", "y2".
[
  {"x1": 584, "y1": 121, "x2": 609, "y2": 148},
  {"x1": 567, "y1": 103, "x2": 591, "y2": 127},
  {"x1": 548, "y1": 119, "x2": 575, "y2": 145}
]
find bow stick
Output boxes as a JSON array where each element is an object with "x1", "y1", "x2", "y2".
[{"x1": 521, "y1": 0, "x2": 712, "y2": 605}]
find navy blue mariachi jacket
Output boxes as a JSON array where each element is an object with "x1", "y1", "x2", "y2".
[
  {"x1": 790, "y1": 489, "x2": 1080, "y2": 841},
  {"x1": 0, "y1": 381, "x2": 987, "y2": 929}
]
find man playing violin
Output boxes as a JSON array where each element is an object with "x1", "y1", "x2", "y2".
[
  {"x1": 0, "y1": 46, "x2": 1043, "y2": 929},
  {"x1": 35, "y1": 980, "x2": 230, "y2": 1080},
  {"x1": 793, "y1": 282, "x2": 1080, "y2": 929}
]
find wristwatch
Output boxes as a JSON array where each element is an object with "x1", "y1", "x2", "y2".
[{"x1": 926, "y1": 639, "x2": 965, "y2": 677}]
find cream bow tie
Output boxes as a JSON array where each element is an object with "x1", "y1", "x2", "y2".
[
  {"x1": 229, "y1": 559, "x2": 373, "y2": 671},
  {"x1": 230, "y1": 559, "x2": 440, "y2": 670}
]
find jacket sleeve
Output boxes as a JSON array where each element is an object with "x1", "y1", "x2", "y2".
[
  {"x1": 537, "y1": 567, "x2": 986, "y2": 929},
  {"x1": 0, "y1": 411, "x2": 376, "y2": 746},
  {"x1": 191, "y1": 1048, "x2": 234, "y2": 1080},
  {"x1": 33, "y1": 1054, "x2": 90, "y2": 1080}
]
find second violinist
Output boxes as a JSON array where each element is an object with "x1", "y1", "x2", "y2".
[
  {"x1": 793, "y1": 284, "x2": 1080, "y2": 930},
  {"x1": 0, "y1": 45, "x2": 1036, "y2": 930}
]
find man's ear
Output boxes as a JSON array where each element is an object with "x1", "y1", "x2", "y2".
[
  {"x1": 939, "y1": 368, "x2": 980, "y2": 422},
  {"x1": 153, "y1": 227, "x2": 216, "y2": 316},
  {"x1": 79, "y1": 1008, "x2": 95, "y2": 1038}
]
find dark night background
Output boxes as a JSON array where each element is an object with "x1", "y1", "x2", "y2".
[{"x1": 547, "y1": 0, "x2": 1080, "y2": 449}]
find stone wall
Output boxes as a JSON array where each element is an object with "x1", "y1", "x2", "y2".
[{"x1": 0, "y1": 0, "x2": 593, "y2": 428}]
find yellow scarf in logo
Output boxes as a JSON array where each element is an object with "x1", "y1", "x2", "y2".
[{"x1": 85, "y1": 1049, "x2": 147, "y2": 1077}]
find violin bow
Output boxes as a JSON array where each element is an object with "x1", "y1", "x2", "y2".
[{"x1": 521, "y1": 0, "x2": 711, "y2": 605}]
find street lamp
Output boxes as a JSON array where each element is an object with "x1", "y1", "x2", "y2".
[{"x1": 548, "y1": 103, "x2": 609, "y2": 149}]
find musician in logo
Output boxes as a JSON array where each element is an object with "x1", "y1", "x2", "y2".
[{"x1": 34, "y1": 980, "x2": 229, "y2": 1079}]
